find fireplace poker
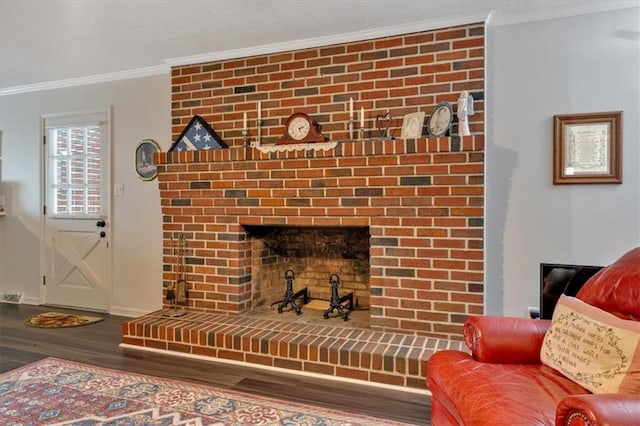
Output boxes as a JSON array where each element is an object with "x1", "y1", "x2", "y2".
[
  {"x1": 176, "y1": 233, "x2": 188, "y2": 304},
  {"x1": 166, "y1": 235, "x2": 176, "y2": 303},
  {"x1": 163, "y1": 234, "x2": 187, "y2": 317}
]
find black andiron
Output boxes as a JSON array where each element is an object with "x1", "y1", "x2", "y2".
[
  {"x1": 277, "y1": 269, "x2": 309, "y2": 315},
  {"x1": 323, "y1": 273, "x2": 354, "y2": 321}
]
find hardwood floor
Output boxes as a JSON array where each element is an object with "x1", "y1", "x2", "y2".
[{"x1": 0, "y1": 303, "x2": 430, "y2": 424}]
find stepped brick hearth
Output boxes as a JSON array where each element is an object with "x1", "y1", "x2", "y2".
[
  {"x1": 122, "y1": 310, "x2": 467, "y2": 390},
  {"x1": 123, "y1": 22, "x2": 485, "y2": 389}
]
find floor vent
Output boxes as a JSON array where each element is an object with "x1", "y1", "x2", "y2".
[{"x1": 0, "y1": 291, "x2": 23, "y2": 304}]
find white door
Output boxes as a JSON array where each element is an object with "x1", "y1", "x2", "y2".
[{"x1": 43, "y1": 112, "x2": 110, "y2": 312}]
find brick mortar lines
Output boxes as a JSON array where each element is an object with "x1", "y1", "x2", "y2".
[
  {"x1": 127, "y1": 311, "x2": 470, "y2": 349},
  {"x1": 122, "y1": 318, "x2": 444, "y2": 375},
  {"x1": 157, "y1": 24, "x2": 486, "y2": 341},
  {"x1": 169, "y1": 23, "x2": 485, "y2": 146},
  {"x1": 154, "y1": 136, "x2": 484, "y2": 166}
]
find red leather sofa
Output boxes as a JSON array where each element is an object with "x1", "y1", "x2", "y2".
[{"x1": 427, "y1": 247, "x2": 640, "y2": 425}]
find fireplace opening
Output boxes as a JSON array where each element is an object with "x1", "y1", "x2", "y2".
[{"x1": 244, "y1": 225, "x2": 370, "y2": 320}]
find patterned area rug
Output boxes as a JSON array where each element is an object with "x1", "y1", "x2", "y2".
[
  {"x1": 24, "y1": 312, "x2": 105, "y2": 328},
  {"x1": 0, "y1": 358, "x2": 414, "y2": 425}
]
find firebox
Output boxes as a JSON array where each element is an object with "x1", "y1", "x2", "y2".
[{"x1": 244, "y1": 225, "x2": 370, "y2": 315}]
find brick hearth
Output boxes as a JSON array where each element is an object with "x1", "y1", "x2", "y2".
[{"x1": 122, "y1": 309, "x2": 466, "y2": 390}]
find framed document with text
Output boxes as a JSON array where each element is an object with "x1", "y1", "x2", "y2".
[{"x1": 553, "y1": 111, "x2": 622, "y2": 184}]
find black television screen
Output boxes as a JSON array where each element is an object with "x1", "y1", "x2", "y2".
[{"x1": 540, "y1": 263, "x2": 605, "y2": 319}]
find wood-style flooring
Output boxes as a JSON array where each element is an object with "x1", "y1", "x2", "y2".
[{"x1": 0, "y1": 303, "x2": 430, "y2": 424}]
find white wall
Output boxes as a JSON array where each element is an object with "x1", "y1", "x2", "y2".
[
  {"x1": 0, "y1": 74, "x2": 171, "y2": 316},
  {"x1": 485, "y1": 7, "x2": 640, "y2": 316}
]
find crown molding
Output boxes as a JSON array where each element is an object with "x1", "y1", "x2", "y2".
[
  {"x1": 164, "y1": 14, "x2": 489, "y2": 68},
  {"x1": 0, "y1": 64, "x2": 169, "y2": 97},
  {"x1": 3, "y1": 4, "x2": 632, "y2": 96},
  {"x1": 1, "y1": 14, "x2": 487, "y2": 97}
]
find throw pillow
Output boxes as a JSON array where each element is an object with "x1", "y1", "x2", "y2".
[{"x1": 540, "y1": 294, "x2": 640, "y2": 395}]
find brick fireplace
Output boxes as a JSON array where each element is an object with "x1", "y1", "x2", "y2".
[
  {"x1": 122, "y1": 22, "x2": 484, "y2": 389},
  {"x1": 153, "y1": 134, "x2": 483, "y2": 339}
]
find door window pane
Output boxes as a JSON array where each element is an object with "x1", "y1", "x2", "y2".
[{"x1": 48, "y1": 125, "x2": 103, "y2": 217}]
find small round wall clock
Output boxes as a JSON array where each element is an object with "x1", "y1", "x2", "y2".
[
  {"x1": 277, "y1": 112, "x2": 328, "y2": 144},
  {"x1": 427, "y1": 102, "x2": 453, "y2": 137}
]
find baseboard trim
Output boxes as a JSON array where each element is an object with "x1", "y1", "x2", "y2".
[{"x1": 109, "y1": 306, "x2": 151, "y2": 318}]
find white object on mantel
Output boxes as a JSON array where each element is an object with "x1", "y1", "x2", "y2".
[
  {"x1": 256, "y1": 141, "x2": 338, "y2": 154},
  {"x1": 457, "y1": 90, "x2": 474, "y2": 136}
]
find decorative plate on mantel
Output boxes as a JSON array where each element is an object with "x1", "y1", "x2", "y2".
[{"x1": 427, "y1": 102, "x2": 453, "y2": 137}]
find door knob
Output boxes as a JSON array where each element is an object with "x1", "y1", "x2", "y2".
[
  {"x1": 100, "y1": 231, "x2": 106, "y2": 238},
  {"x1": 96, "y1": 220, "x2": 106, "y2": 228}
]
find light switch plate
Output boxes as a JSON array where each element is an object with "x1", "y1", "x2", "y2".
[{"x1": 114, "y1": 183, "x2": 124, "y2": 197}]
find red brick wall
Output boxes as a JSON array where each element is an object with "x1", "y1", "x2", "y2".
[
  {"x1": 170, "y1": 24, "x2": 484, "y2": 146},
  {"x1": 161, "y1": 23, "x2": 485, "y2": 340}
]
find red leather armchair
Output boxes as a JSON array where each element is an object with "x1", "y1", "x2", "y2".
[{"x1": 427, "y1": 247, "x2": 640, "y2": 426}]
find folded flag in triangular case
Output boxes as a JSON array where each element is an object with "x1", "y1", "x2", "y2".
[{"x1": 169, "y1": 115, "x2": 227, "y2": 151}]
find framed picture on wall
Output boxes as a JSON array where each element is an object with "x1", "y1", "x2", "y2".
[
  {"x1": 135, "y1": 139, "x2": 161, "y2": 181},
  {"x1": 401, "y1": 112, "x2": 425, "y2": 139},
  {"x1": 553, "y1": 111, "x2": 622, "y2": 184}
]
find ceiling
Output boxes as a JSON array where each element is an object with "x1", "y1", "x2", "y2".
[{"x1": 0, "y1": 0, "x2": 636, "y2": 92}]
